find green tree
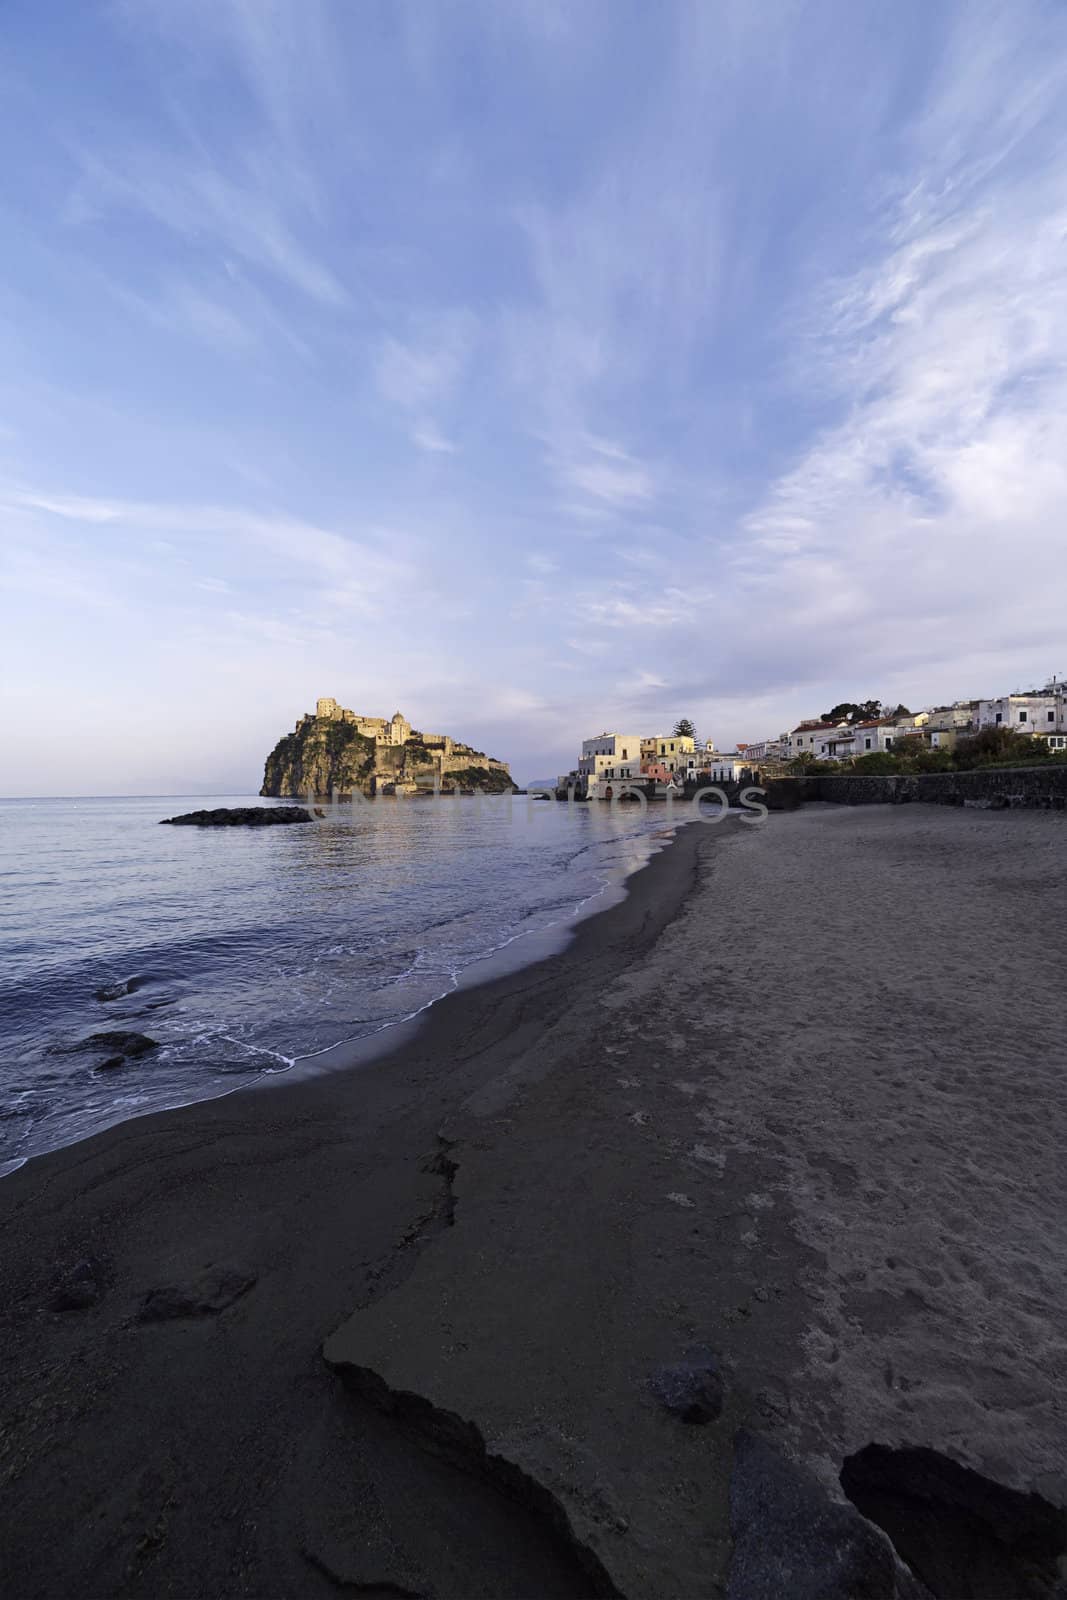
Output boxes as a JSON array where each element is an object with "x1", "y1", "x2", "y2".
[
  {"x1": 822, "y1": 700, "x2": 883, "y2": 725},
  {"x1": 789, "y1": 752, "x2": 827, "y2": 775},
  {"x1": 672, "y1": 717, "x2": 696, "y2": 739},
  {"x1": 892, "y1": 733, "x2": 928, "y2": 768}
]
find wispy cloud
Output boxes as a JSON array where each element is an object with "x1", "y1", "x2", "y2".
[
  {"x1": 736, "y1": 10, "x2": 1067, "y2": 680},
  {"x1": 5, "y1": 0, "x2": 1067, "y2": 790},
  {"x1": 375, "y1": 312, "x2": 475, "y2": 454},
  {"x1": 7, "y1": 486, "x2": 418, "y2": 612},
  {"x1": 67, "y1": 148, "x2": 348, "y2": 308},
  {"x1": 561, "y1": 440, "x2": 655, "y2": 510}
]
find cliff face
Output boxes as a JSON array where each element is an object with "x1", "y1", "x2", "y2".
[
  {"x1": 261, "y1": 713, "x2": 515, "y2": 797},
  {"x1": 261, "y1": 717, "x2": 376, "y2": 798}
]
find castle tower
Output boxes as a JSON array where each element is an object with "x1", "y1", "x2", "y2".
[
  {"x1": 316, "y1": 696, "x2": 341, "y2": 721},
  {"x1": 389, "y1": 710, "x2": 411, "y2": 745}
]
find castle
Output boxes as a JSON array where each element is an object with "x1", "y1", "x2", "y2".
[
  {"x1": 311, "y1": 697, "x2": 466, "y2": 760},
  {"x1": 314, "y1": 697, "x2": 412, "y2": 748},
  {"x1": 259, "y1": 696, "x2": 514, "y2": 796}
]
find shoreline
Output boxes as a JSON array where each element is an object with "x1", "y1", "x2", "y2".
[
  {"x1": 3, "y1": 804, "x2": 1065, "y2": 1598},
  {"x1": 0, "y1": 813, "x2": 685, "y2": 1181},
  {"x1": 2, "y1": 816, "x2": 709, "y2": 1186},
  {"x1": 0, "y1": 814, "x2": 719, "y2": 1598}
]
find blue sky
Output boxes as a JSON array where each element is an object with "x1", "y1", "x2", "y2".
[{"x1": 3, "y1": 0, "x2": 1067, "y2": 793}]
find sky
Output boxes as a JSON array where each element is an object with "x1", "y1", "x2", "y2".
[{"x1": 3, "y1": 0, "x2": 1067, "y2": 794}]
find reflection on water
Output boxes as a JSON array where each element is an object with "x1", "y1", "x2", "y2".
[{"x1": 0, "y1": 793, "x2": 672, "y2": 1166}]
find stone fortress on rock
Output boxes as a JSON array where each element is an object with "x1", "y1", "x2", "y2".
[
  {"x1": 312, "y1": 698, "x2": 412, "y2": 746},
  {"x1": 261, "y1": 696, "x2": 513, "y2": 799}
]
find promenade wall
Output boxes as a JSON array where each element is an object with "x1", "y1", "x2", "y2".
[{"x1": 778, "y1": 766, "x2": 1067, "y2": 810}]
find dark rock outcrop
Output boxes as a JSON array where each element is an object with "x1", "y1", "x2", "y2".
[
  {"x1": 727, "y1": 1431, "x2": 931, "y2": 1600},
  {"x1": 94, "y1": 975, "x2": 149, "y2": 1002},
  {"x1": 161, "y1": 806, "x2": 313, "y2": 826},
  {"x1": 325, "y1": 1359, "x2": 623, "y2": 1598},
  {"x1": 648, "y1": 1345, "x2": 724, "y2": 1423},
  {"x1": 841, "y1": 1443, "x2": 1067, "y2": 1600},
  {"x1": 261, "y1": 716, "x2": 377, "y2": 799},
  {"x1": 68, "y1": 1031, "x2": 158, "y2": 1063},
  {"x1": 137, "y1": 1266, "x2": 256, "y2": 1322}
]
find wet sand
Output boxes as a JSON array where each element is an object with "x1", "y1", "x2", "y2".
[{"x1": 1, "y1": 805, "x2": 1065, "y2": 1597}]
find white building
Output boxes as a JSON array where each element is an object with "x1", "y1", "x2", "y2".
[
  {"x1": 740, "y1": 736, "x2": 788, "y2": 763},
  {"x1": 977, "y1": 687, "x2": 1067, "y2": 737},
  {"x1": 578, "y1": 732, "x2": 642, "y2": 796},
  {"x1": 788, "y1": 720, "x2": 839, "y2": 760},
  {"x1": 704, "y1": 752, "x2": 750, "y2": 782},
  {"x1": 818, "y1": 728, "x2": 859, "y2": 761},
  {"x1": 850, "y1": 718, "x2": 904, "y2": 756}
]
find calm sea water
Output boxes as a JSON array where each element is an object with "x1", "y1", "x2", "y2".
[{"x1": 0, "y1": 793, "x2": 673, "y2": 1171}]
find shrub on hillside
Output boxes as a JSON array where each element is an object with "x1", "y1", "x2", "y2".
[
  {"x1": 912, "y1": 746, "x2": 956, "y2": 773},
  {"x1": 954, "y1": 727, "x2": 1055, "y2": 770},
  {"x1": 850, "y1": 752, "x2": 903, "y2": 775}
]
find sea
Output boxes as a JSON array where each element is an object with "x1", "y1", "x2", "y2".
[{"x1": 0, "y1": 792, "x2": 678, "y2": 1173}]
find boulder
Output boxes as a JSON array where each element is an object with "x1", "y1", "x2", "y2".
[
  {"x1": 649, "y1": 1345, "x2": 725, "y2": 1423},
  {"x1": 94, "y1": 975, "x2": 148, "y2": 1002},
  {"x1": 71, "y1": 1031, "x2": 158, "y2": 1059}
]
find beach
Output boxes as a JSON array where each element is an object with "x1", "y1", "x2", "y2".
[{"x1": 2, "y1": 803, "x2": 1066, "y2": 1598}]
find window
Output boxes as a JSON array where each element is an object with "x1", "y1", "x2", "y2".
[
  {"x1": 1049, "y1": 712, "x2": 1056, "y2": 722},
  {"x1": 995, "y1": 712, "x2": 1003, "y2": 724},
  {"x1": 1019, "y1": 711, "x2": 1028, "y2": 723},
  {"x1": 886, "y1": 737, "x2": 893, "y2": 748},
  {"x1": 865, "y1": 738, "x2": 872, "y2": 750}
]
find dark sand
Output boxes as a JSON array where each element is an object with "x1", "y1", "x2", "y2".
[{"x1": 2, "y1": 805, "x2": 1065, "y2": 1597}]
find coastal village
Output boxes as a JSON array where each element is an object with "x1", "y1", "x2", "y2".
[
  {"x1": 557, "y1": 675, "x2": 1067, "y2": 799},
  {"x1": 261, "y1": 681, "x2": 1067, "y2": 804}
]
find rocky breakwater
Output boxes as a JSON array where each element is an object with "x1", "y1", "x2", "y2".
[{"x1": 161, "y1": 806, "x2": 315, "y2": 826}]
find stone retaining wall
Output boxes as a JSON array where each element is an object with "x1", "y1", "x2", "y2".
[{"x1": 776, "y1": 766, "x2": 1067, "y2": 810}]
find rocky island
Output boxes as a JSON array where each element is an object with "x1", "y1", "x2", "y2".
[
  {"x1": 161, "y1": 806, "x2": 314, "y2": 827},
  {"x1": 261, "y1": 696, "x2": 515, "y2": 798}
]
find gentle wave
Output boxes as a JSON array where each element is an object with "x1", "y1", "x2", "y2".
[{"x1": 0, "y1": 795, "x2": 672, "y2": 1167}]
